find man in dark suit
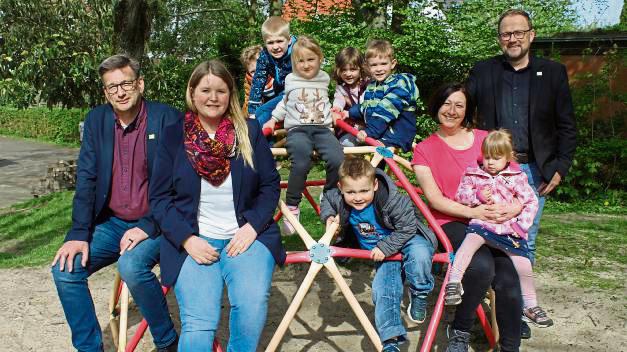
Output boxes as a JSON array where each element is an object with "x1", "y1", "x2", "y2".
[
  {"x1": 51, "y1": 55, "x2": 179, "y2": 352},
  {"x1": 467, "y1": 9, "x2": 576, "y2": 339}
]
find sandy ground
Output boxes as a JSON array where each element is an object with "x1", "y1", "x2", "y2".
[{"x1": 1, "y1": 263, "x2": 625, "y2": 352}]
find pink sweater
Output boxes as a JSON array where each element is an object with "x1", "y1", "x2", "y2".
[
  {"x1": 455, "y1": 164, "x2": 539, "y2": 239},
  {"x1": 412, "y1": 129, "x2": 488, "y2": 226}
]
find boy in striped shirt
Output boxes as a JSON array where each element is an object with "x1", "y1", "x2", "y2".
[{"x1": 353, "y1": 40, "x2": 419, "y2": 152}]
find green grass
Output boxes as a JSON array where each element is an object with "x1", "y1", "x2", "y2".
[
  {"x1": 0, "y1": 191, "x2": 73, "y2": 268},
  {"x1": 535, "y1": 212, "x2": 626, "y2": 292}
]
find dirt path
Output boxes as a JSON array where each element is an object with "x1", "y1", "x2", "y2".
[
  {"x1": 0, "y1": 136, "x2": 78, "y2": 209},
  {"x1": 1, "y1": 264, "x2": 625, "y2": 351}
]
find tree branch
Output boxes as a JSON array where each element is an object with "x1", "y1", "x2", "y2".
[{"x1": 175, "y1": 8, "x2": 238, "y2": 18}]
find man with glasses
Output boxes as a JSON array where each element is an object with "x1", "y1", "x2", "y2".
[
  {"x1": 466, "y1": 8, "x2": 576, "y2": 344},
  {"x1": 51, "y1": 54, "x2": 179, "y2": 352}
]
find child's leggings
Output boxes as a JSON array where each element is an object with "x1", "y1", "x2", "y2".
[
  {"x1": 284, "y1": 126, "x2": 344, "y2": 206},
  {"x1": 450, "y1": 232, "x2": 538, "y2": 308}
]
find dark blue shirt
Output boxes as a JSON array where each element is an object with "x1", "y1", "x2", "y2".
[
  {"x1": 501, "y1": 59, "x2": 531, "y2": 153},
  {"x1": 349, "y1": 204, "x2": 391, "y2": 250}
]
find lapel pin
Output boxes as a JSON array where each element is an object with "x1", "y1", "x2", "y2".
[
  {"x1": 537, "y1": 72, "x2": 543, "y2": 76},
  {"x1": 148, "y1": 134, "x2": 155, "y2": 140}
]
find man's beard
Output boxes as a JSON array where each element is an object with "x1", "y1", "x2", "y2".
[{"x1": 505, "y1": 44, "x2": 529, "y2": 62}]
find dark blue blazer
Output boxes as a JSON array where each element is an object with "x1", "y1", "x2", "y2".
[
  {"x1": 65, "y1": 101, "x2": 182, "y2": 242},
  {"x1": 150, "y1": 118, "x2": 286, "y2": 287}
]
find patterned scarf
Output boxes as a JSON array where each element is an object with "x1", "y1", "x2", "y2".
[{"x1": 184, "y1": 111, "x2": 236, "y2": 186}]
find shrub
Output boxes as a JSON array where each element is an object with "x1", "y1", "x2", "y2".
[{"x1": 0, "y1": 106, "x2": 85, "y2": 145}]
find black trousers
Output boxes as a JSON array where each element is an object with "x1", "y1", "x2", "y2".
[
  {"x1": 442, "y1": 221, "x2": 522, "y2": 352},
  {"x1": 285, "y1": 126, "x2": 344, "y2": 206}
]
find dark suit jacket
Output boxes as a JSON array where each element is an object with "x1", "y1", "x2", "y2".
[
  {"x1": 65, "y1": 101, "x2": 182, "y2": 242},
  {"x1": 467, "y1": 55, "x2": 577, "y2": 181},
  {"x1": 150, "y1": 118, "x2": 286, "y2": 287}
]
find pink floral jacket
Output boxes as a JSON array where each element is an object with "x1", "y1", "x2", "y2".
[{"x1": 455, "y1": 163, "x2": 539, "y2": 239}]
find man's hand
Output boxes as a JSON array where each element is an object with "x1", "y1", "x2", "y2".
[
  {"x1": 538, "y1": 172, "x2": 561, "y2": 196},
  {"x1": 356, "y1": 130, "x2": 368, "y2": 142},
  {"x1": 370, "y1": 247, "x2": 385, "y2": 262},
  {"x1": 119, "y1": 227, "x2": 149, "y2": 255},
  {"x1": 262, "y1": 119, "x2": 277, "y2": 131},
  {"x1": 52, "y1": 241, "x2": 89, "y2": 272},
  {"x1": 182, "y1": 236, "x2": 220, "y2": 265},
  {"x1": 226, "y1": 223, "x2": 257, "y2": 257}
]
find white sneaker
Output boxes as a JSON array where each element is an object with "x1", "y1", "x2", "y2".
[{"x1": 282, "y1": 206, "x2": 300, "y2": 235}]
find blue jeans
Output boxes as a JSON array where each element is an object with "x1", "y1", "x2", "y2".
[
  {"x1": 371, "y1": 235, "x2": 434, "y2": 342},
  {"x1": 254, "y1": 93, "x2": 284, "y2": 126},
  {"x1": 51, "y1": 216, "x2": 176, "y2": 352},
  {"x1": 174, "y1": 238, "x2": 275, "y2": 352},
  {"x1": 519, "y1": 162, "x2": 546, "y2": 264}
]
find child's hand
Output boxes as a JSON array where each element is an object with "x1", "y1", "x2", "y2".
[
  {"x1": 370, "y1": 247, "x2": 385, "y2": 262},
  {"x1": 480, "y1": 186, "x2": 493, "y2": 204},
  {"x1": 262, "y1": 119, "x2": 276, "y2": 132},
  {"x1": 356, "y1": 130, "x2": 368, "y2": 142},
  {"x1": 325, "y1": 215, "x2": 339, "y2": 234},
  {"x1": 249, "y1": 114, "x2": 256, "y2": 120}
]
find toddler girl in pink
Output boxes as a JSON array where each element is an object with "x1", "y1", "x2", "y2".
[{"x1": 445, "y1": 129, "x2": 553, "y2": 328}]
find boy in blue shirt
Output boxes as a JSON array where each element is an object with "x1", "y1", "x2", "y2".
[
  {"x1": 320, "y1": 157, "x2": 436, "y2": 352},
  {"x1": 345, "y1": 40, "x2": 418, "y2": 152},
  {"x1": 248, "y1": 16, "x2": 296, "y2": 126}
]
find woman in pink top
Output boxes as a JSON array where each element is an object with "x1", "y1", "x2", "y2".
[{"x1": 412, "y1": 83, "x2": 524, "y2": 352}]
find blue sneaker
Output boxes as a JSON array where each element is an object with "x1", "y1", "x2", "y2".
[
  {"x1": 407, "y1": 294, "x2": 428, "y2": 323},
  {"x1": 382, "y1": 338, "x2": 401, "y2": 352}
]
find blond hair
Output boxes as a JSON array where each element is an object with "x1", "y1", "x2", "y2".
[
  {"x1": 261, "y1": 16, "x2": 290, "y2": 41},
  {"x1": 291, "y1": 35, "x2": 324, "y2": 68},
  {"x1": 339, "y1": 157, "x2": 376, "y2": 184},
  {"x1": 482, "y1": 129, "x2": 515, "y2": 161},
  {"x1": 240, "y1": 45, "x2": 262, "y2": 67},
  {"x1": 365, "y1": 39, "x2": 395, "y2": 61},
  {"x1": 186, "y1": 60, "x2": 254, "y2": 168}
]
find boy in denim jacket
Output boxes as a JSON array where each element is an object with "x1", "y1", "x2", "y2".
[{"x1": 247, "y1": 16, "x2": 296, "y2": 126}]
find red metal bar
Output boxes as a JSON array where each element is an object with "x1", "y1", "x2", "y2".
[
  {"x1": 302, "y1": 188, "x2": 320, "y2": 215},
  {"x1": 284, "y1": 251, "x2": 313, "y2": 264},
  {"x1": 476, "y1": 305, "x2": 496, "y2": 346},
  {"x1": 125, "y1": 286, "x2": 170, "y2": 352},
  {"x1": 420, "y1": 265, "x2": 451, "y2": 352},
  {"x1": 280, "y1": 179, "x2": 326, "y2": 188}
]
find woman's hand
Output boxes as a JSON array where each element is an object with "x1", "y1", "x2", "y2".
[
  {"x1": 487, "y1": 201, "x2": 523, "y2": 223},
  {"x1": 226, "y1": 223, "x2": 257, "y2": 257},
  {"x1": 472, "y1": 201, "x2": 522, "y2": 224},
  {"x1": 183, "y1": 236, "x2": 220, "y2": 265}
]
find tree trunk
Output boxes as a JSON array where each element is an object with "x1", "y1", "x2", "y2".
[
  {"x1": 353, "y1": 0, "x2": 387, "y2": 29},
  {"x1": 247, "y1": 0, "x2": 258, "y2": 40},
  {"x1": 270, "y1": 0, "x2": 282, "y2": 17},
  {"x1": 112, "y1": 0, "x2": 158, "y2": 60},
  {"x1": 391, "y1": 0, "x2": 408, "y2": 33}
]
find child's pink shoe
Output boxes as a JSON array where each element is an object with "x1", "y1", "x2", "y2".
[{"x1": 282, "y1": 206, "x2": 300, "y2": 235}]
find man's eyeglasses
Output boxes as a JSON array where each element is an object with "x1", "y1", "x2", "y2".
[
  {"x1": 104, "y1": 79, "x2": 137, "y2": 95},
  {"x1": 498, "y1": 29, "x2": 532, "y2": 41}
]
